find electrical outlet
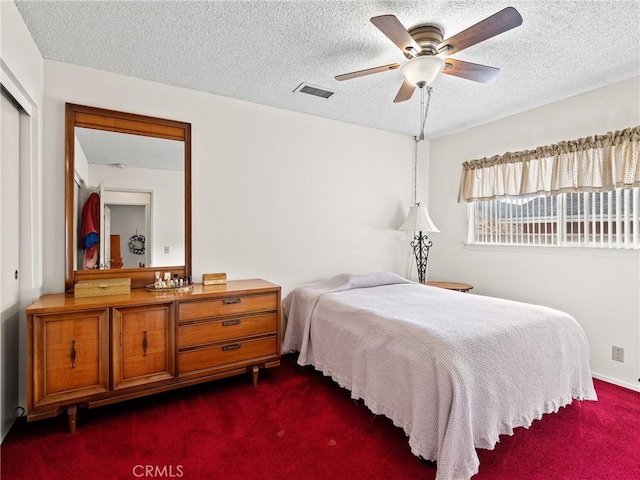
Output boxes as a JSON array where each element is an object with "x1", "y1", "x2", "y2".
[
  {"x1": 612, "y1": 346, "x2": 624, "y2": 363},
  {"x1": 164, "y1": 246, "x2": 170, "y2": 254}
]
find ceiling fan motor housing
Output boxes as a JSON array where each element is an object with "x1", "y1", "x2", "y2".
[{"x1": 407, "y1": 25, "x2": 444, "y2": 57}]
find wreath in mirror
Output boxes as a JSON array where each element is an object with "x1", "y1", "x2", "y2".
[{"x1": 128, "y1": 234, "x2": 146, "y2": 255}]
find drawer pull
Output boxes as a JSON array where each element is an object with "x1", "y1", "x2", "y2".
[
  {"x1": 222, "y1": 343, "x2": 241, "y2": 352},
  {"x1": 142, "y1": 331, "x2": 148, "y2": 357},
  {"x1": 70, "y1": 340, "x2": 76, "y2": 369},
  {"x1": 222, "y1": 319, "x2": 241, "y2": 327},
  {"x1": 222, "y1": 297, "x2": 242, "y2": 305}
]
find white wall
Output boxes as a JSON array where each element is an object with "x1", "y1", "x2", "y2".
[
  {"x1": 43, "y1": 60, "x2": 415, "y2": 296},
  {"x1": 0, "y1": 0, "x2": 44, "y2": 440},
  {"x1": 429, "y1": 77, "x2": 640, "y2": 391},
  {"x1": 74, "y1": 135, "x2": 89, "y2": 184}
]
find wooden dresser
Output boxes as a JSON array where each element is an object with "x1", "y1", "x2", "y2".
[{"x1": 26, "y1": 279, "x2": 281, "y2": 431}]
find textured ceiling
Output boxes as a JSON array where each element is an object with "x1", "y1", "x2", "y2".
[
  {"x1": 76, "y1": 128, "x2": 184, "y2": 171},
  {"x1": 15, "y1": 0, "x2": 640, "y2": 139}
]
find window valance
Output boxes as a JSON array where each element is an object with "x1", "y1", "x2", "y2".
[{"x1": 458, "y1": 126, "x2": 640, "y2": 202}]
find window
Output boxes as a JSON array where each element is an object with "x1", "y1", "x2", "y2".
[
  {"x1": 470, "y1": 187, "x2": 640, "y2": 248},
  {"x1": 459, "y1": 126, "x2": 640, "y2": 249}
]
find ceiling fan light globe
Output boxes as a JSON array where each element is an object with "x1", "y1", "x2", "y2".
[{"x1": 401, "y1": 56, "x2": 444, "y2": 86}]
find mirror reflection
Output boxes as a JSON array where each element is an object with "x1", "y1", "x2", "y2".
[{"x1": 73, "y1": 128, "x2": 185, "y2": 271}]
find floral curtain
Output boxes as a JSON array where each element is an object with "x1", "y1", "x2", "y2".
[{"x1": 458, "y1": 126, "x2": 640, "y2": 202}]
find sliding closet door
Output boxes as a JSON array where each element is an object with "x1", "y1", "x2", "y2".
[{"x1": 1, "y1": 92, "x2": 21, "y2": 441}]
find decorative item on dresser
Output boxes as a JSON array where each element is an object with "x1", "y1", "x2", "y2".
[
  {"x1": 73, "y1": 277, "x2": 131, "y2": 298},
  {"x1": 26, "y1": 279, "x2": 281, "y2": 432},
  {"x1": 203, "y1": 272, "x2": 227, "y2": 285}
]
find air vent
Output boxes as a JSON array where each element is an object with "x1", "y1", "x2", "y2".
[{"x1": 294, "y1": 83, "x2": 335, "y2": 99}]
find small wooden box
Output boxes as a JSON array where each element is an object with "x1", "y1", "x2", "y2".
[
  {"x1": 74, "y1": 278, "x2": 131, "y2": 298},
  {"x1": 202, "y1": 273, "x2": 227, "y2": 286}
]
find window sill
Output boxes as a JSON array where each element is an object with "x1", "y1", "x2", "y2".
[{"x1": 464, "y1": 242, "x2": 640, "y2": 258}]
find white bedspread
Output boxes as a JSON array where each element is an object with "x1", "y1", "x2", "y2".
[{"x1": 282, "y1": 272, "x2": 597, "y2": 480}]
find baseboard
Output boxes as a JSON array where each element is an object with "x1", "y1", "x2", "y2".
[{"x1": 591, "y1": 372, "x2": 640, "y2": 393}]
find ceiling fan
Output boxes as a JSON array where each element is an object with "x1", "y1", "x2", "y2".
[{"x1": 335, "y1": 7, "x2": 523, "y2": 103}]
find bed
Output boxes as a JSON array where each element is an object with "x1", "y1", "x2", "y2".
[{"x1": 281, "y1": 272, "x2": 596, "y2": 480}]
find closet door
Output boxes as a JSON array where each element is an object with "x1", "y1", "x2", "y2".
[{"x1": 1, "y1": 93, "x2": 21, "y2": 439}]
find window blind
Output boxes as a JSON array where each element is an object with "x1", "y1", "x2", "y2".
[{"x1": 471, "y1": 187, "x2": 639, "y2": 248}]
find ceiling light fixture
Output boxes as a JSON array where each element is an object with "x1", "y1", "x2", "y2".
[{"x1": 400, "y1": 56, "x2": 444, "y2": 88}]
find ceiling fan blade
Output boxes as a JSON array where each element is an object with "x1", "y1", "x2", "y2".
[
  {"x1": 335, "y1": 63, "x2": 401, "y2": 81},
  {"x1": 393, "y1": 80, "x2": 416, "y2": 103},
  {"x1": 438, "y1": 7, "x2": 523, "y2": 55},
  {"x1": 442, "y1": 58, "x2": 500, "y2": 83},
  {"x1": 370, "y1": 15, "x2": 421, "y2": 57}
]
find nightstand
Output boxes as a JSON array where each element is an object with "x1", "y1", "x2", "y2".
[{"x1": 423, "y1": 281, "x2": 473, "y2": 292}]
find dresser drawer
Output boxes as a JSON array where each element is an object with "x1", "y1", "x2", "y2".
[
  {"x1": 178, "y1": 293, "x2": 278, "y2": 321},
  {"x1": 178, "y1": 313, "x2": 276, "y2": 348},
  {"x1": 178, "y1": 336, "x2": 276, "y2": 374}
]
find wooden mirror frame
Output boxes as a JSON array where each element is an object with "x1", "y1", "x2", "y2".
[{"x1": 65, "y1": 103, "x2": 192, "y2": 292}]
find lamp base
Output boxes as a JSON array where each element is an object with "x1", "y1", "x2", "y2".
[{"x1": 409, "y1": 231, "x2": 432, "y2": 283}]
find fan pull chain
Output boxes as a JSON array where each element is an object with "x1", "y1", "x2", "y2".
[
  {"x1": 419, "y1": 86, "x2": 433, "y2": 141},
  {"x1": 413, "y1": 137, "x2": 419, "y2": 206},
  {"x1": 413, "y1": 86, "x2": 433, "y2": 205}
]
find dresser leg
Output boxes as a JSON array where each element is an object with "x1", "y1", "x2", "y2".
[
  {"x1": 67, "y1": 404, "x2": 78, "y2": 433},
  {"x1": 251, "y1": 365, "x2": 260, "y2": 386}
]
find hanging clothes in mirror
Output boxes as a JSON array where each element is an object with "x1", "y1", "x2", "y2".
[{"x1": 80, "y1": 191, "x2": 100, "y2": 269}]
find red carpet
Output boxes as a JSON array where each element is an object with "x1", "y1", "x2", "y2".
[{"x1": 2, "y1": 354, "x2": 639, "y2": 480}]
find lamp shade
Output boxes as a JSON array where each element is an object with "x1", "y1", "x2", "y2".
[
  {"x1": 399, "y1": 205, "x2": 440, "y2": 233},
  {"x1": 400, "y1": 56, "x2": 444, "y2": 86}
]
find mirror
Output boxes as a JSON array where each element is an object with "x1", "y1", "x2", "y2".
[{"x1": 65, "y1": 104, "x2": 191, "y2": 291}]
